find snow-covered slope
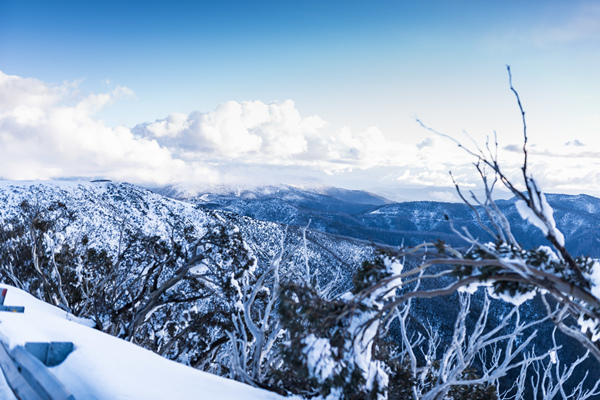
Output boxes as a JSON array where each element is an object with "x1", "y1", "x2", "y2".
[
  {"x1": 0, "y1": 179, "x2": 373, "y2": 389},
  {"x1": 151, "y1": 182, "x2": 391, "y2": 206},
  {"x1": 0, "y1": 284, "x2": 285, "y2": 400},
  {"x1": 0, "y1": 180, "x2": 371, "y2": 272}
]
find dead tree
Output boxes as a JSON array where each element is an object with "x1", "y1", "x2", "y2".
[
  {"x1": 361, "y1": 66, "x2": 600, "y2": 367},
  {"x1": 327, "y1": 66, "x2": 600, "y2": 399}
]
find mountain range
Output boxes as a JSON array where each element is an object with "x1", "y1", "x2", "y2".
[{"x1": 152, "y1": 182, "x2": 600, "y2": 257}]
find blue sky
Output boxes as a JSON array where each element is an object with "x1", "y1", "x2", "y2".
[{"x1": 1, "y1": 0, "x2": 599, "y2": 200}]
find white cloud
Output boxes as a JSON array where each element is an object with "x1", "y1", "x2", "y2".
[
  {"x1": 133, "y1": 100, "x2": 418, "y2": 171},
  {"x1": 144, "y1": 112, "x2": 190, "y2": 138},
  {"x1": 1, "y1": 71, "x2": 424, "y2": 187},
  {"x1": 2, "y1": 70, "x2": 600, "y2": 200},
  {"x1": 327, "y1": 126, "x2": 410, "y2": 168},
  {"x1": 0, "y1": 71, "x2": 192, "y2": 185},
  {"x1": 134, "y1": 100, "x2": 321, "y2": 160},
  {"x1": 0, "y1": 71, "x2": 62, "y2": 109}
]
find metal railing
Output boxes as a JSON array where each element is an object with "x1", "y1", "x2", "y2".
[{"x1": 0, "y1": 289, "x2": 76, "y2": 400}]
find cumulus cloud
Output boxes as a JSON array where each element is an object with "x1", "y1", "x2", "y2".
[
  {"x1": 0, "y1": 71, "x2": 195, "y2": 185},
  {"x1": 134, "y1": 100, "x2": 325, "y2": 160},
  {"x1": 133, "y1": 99, "x2": 417, "y2": 171},
  {"x1": 0, "y1": 72, "x2": 63, "y2": 109},
  {"x1": 0, "y1": 71, "x2": 423, "y2": 188},
  {"x1": 2, "y1": 70, "x2": 600, "y2": 200}
]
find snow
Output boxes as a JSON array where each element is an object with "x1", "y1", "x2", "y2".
[
  {"x1": 0, "y1": 284, "x2": 284, "y2": 400},
  {"x1": 537, "y1": 245, "x2": 560, "y2": 264},
  {"x1": 515, "y1": 200, "x2": 548, "y2": 236},
  {"x1": 486, "y1": 286, "x2": 536, "y2": 306},
  {"x1": 300, "y1": 257, "x2": 399, "y2": 398},
  {"x1": 578, "y1": 260, "x2": 600, "y2": 341},
  {"x1": 456, "y1": 279, "x2": 536, "y2": 306},
  {"x1": 577, "y1": 313, "x2": 600, "y2": 342},
  {"x1": 538, "y1": 192, "x2": 565, "y2": 246},
  {"x1": 383, "y1": 257, "x2": 403, "y2": 277},
  {"x1": 0, "y1": 180, "x2": 213, "y2": 262},
  {"x1": 549, "y1": 350, "x2": 557, "y2": 364},
  {"x1": 345, "y1": 257, "x2": 400, "y2": 393},
  {"x1": 302, "y1": 334, "x2": 336, "y2": 383},
  {"x1": 585, "y1": 261, "x2": 600, "y2": 301},
  {"x1": 457, "y1": 281, "x2": 491, "y2": 294},
  {"x1": 515, "y1": 191, "x2": 565, "y2": 246}
]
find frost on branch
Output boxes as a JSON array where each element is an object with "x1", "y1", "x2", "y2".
[
  {"x1": 278, "y1": 253, "x2": 402, "y2": 399},
  {"x1": 406, "y1": 65, "x2": 600, "y2": 366},
  {"x1": 515, "y1": 190, "x2": 564, "y2": 246}
]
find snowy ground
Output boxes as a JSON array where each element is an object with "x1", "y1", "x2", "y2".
[{"x1": 0, "y1": 284, "x2": 286, "y2": 400}]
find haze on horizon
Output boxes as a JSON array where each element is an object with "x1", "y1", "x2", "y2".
[{"x1": 1, "y1": 0, "x2": 599, "y2": 202}]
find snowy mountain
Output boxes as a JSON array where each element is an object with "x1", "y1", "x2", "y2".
[
  {"x1": 151, "y1": 182, "x2": 391, "y2": 207},
  {"x1": 359, "y1": 194, "x2": 600, "y2": 255},
  {"x1": 153, "y1": 183, "x2": 600, "y2": 257},
  {"x1": 0, "y1": 180, "x2": 372, "y2": 286}
]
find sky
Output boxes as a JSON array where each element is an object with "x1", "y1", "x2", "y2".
[{"x1": 1, "y1": 0, "x2": 599, "y2": 201}]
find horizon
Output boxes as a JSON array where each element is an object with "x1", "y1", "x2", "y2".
[
  {"x1": 1, "y1": 1, "x2": 599, "y2": 201},
  {"x1": 2, "y1": 177, "x2": 594, "y2": 205}
]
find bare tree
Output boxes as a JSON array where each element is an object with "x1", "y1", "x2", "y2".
[
  {"x1": 227, "y1": 224, "x2": 329, "y2": 393},
  {"x1": 300, "y1": 66, "x2": 600, "y2": 399},
  {"x1": 358, "y1": 66, "x2": 600, "y2": 370},
  {"x1": 0, "y1": 199, "x2": 75, "y2": 310},
  {"x1": 412, "y1": 292, "x2": 553, "y2": 400},
  {"x1": 226, "y1": 233, "x2": 287, "y2": 387}
]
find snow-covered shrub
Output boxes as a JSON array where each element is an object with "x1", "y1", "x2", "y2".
[
  {"x1": 277, "y1": 253, "x2": 404, "y2": 399},
  {"x1": 0, "y1": 199, "x2": 80, "y2": 311}
]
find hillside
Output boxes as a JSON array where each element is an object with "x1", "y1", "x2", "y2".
[{"x1": 0, "y1": 180, "x2": 375, "y2": 394}]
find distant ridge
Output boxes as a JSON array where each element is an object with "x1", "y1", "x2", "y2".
[
  {"x1": 150, "y1": 183, "x2": 392, "y2": 206},
  {"x1": 150, "y1": 183, "x2": 600, "y2": 257}
]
